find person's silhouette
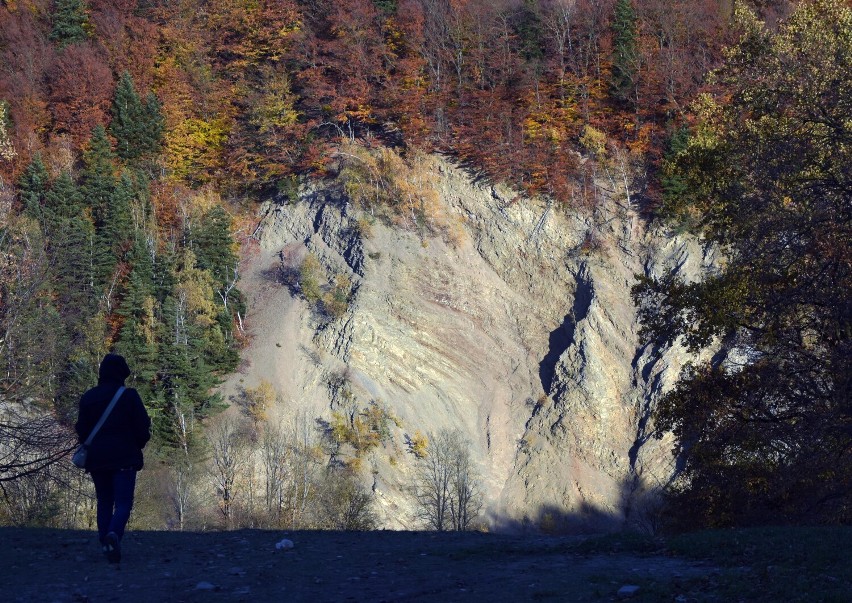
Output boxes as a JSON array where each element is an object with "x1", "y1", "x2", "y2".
[{"x1": 75, "y1": 353, "x2": 151, "y2": 563}]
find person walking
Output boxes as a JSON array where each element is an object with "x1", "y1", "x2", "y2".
[{"x1": 75, "y1": 353, "x2": 151, "y2": 563}]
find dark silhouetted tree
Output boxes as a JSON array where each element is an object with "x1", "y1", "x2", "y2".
[{"x1": 634, "y1": 0, "x2": 852, "y2": 528}]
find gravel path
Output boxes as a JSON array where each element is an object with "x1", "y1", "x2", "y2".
[{"x1": 2, "y1": 528, "x2": 716, "y2": 602}]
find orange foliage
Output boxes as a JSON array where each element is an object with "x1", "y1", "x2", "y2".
[
  {"x1": 47, "y1": 43, "x2": 114, "y2": 146},
  {"x1": 0, "y1": 0, "x2": 735, "y2": 207}
]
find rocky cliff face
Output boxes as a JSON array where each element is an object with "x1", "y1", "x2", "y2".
[{"x1": 224, "y1": 158, "x2": 715, "y2": 531}]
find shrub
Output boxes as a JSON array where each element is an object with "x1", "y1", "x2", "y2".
[
  {"x1": 298, "y1": 252, "x2": 322, "y2": 304},
  {"x1": 408, "y1": 430, "x2": 428, "y2": 459}
]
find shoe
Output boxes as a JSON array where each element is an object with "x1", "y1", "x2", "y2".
[{"x1": 105, "y1": 532, "x2": 121, "y2": 564}]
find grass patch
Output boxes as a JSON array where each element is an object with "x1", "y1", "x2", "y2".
[
  {"x1": 549, "y1": 526, "x2": 852, "y2": 602},
  {"x1": 665, "y1": 526, "x2": 852, "y2": 602}
]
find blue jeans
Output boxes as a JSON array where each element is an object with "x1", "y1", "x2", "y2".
[{"x1": 90, "y1": 469, "x2": 137, "y2": 543}]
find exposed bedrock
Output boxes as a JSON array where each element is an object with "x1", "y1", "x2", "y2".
[{"x1": 224, "y1": 159, "x2": 716, "y2": 531}]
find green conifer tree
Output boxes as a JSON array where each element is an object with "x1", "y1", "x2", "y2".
[
  {"x1": 50, "y1": 0, "x2": 90, "y2": 48},
  {"x1": 153, "y1": 294, "x2": 224, "y2": 450},
  {"x1": 610, "y1": 0, "x2": 639, "y2": 106},
  {"x1": 44, "y1": 172, "x2": 97, "y2": 328},
  {"x1": 141, "y1": 92, "x2": 165, "y2": 158},
  {"x1": 93, "y1": 170, "x2": 135, "y2": 289},
  {"x1": 110, "y1": 71, "x2": 144, "y2": 161},
  {"x1": 18, "y1": 154, "x2": 50, "y2": 222},
  {"x1": 104, "y1": 171, "x2": 134, "y2": 256},
  {"x1": 43, "y1": 170, "x2": 82, "y2": 225},
  {"x1": 515, "y1": 0, "x2": 545, "y2": 66},
  {"x1": 192, "y1": 206, "x2": 238, "y2": 287},
  {"x1": 81, "y1": 125, "x2": 117, "y2": 228},
  {"x1": 116, "y1": 240, "x2": 158, "y2": 398},
  {"x1": 80, "y1": 126, "x2": 121, "y2": 292},
  {"x1": 190, "y1": 205, "x2": 243, "y2": 368},
  {"x1": 110, "y1": 72, "x2": 165, "y2": 162}
]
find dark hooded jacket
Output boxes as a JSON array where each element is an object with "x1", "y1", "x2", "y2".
[{"x1": 75, "y1": 354, "x2": 151, "y2": 472}]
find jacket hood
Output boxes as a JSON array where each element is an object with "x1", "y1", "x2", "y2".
[{"x1": 98, "y1": 353, "x2": 131, "y2": 385}]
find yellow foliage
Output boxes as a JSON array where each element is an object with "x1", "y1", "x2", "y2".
[
  {"x1": 298, "y1": 252, "x2": 323, "y2": 304},
  {"x1": 339, "y1": 141, "x2": 458, "y2": 241},
  {"x1": 322, "y1": 273, "x2": 351, "y2": 320},
  {"x1": 165, "y1": 117, "x2": 229, "y2": 182},
  {"x1": 329, "y1": 401, "x2": 395, "y2": 456},
  {"x1": 355, "y1": 216, "x2": 374, "y2": 239},
  {"x1": 188, "y1": 186, "x2": 221, "y2": 214},
  {"x1": 174, "y1": 249, "x2": 218, "y2": 328},
  {"x1": 579, "y1": 125, "x2": 607, "y2": 159},
  {"x1": 250, "y1": 72, "x2": 299, "y2": 133},
  {"x1": 242, "y1": 380, "x2": 276, "y2": 425},
  {"x1": 140, "y1": 296, "x2": 157, "y2": 346},
  {"x1": 409, "y1": 430, "x2": 428, "y2": 459}
]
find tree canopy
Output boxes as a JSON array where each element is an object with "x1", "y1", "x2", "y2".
[{"x1": 634, "y1": 0, "x2": 852, "y2": 527}]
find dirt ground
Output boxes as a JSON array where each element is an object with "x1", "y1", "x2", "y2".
[{"x1": 2, "y1": 528, "x2": 718, "y2": 602}]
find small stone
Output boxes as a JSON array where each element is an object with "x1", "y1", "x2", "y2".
[
  {"x1": 195, "y1": 582, "x2": 217, "y2": 591},
  {"x1": 617, "y1": 585, "x2": 640, "y2": 598},
  {"x1": 228, "y1": 567, "x2": 245, "y2": 575},
  {"x1": 275, "y1": 539, "x2": 294, "y2": 550}
]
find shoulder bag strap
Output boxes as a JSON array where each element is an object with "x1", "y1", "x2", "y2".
[{"x1": 84, "y1": 386, "x2": 126, "y2": 447}]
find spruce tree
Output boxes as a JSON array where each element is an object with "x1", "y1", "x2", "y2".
[
  {"x1": 610, "y1": 0, "x2": 638, "y2": 106},
  {"x1": 514, "y1": 0, "x2": 545, "y2": 66},
  {"x1": 103, "y1": 171, "x2": 134, "y2": 257},
  {"x1": 116, "y1": 240, "x2": 158, "y2": 398},
  {"x1": 190, "y1": 205, "x2": 243, "y2": 368},
  {"x1": 110, "y1": 72, "x2": 165, "y2": 162},
  {"x1": 141, "y1": 92, "x2": 165, "y2": 157},
  {"x1": 50, "y1": 0, "x2": 90, "y2": 48},
  {"x1": 372, "y1": 0, "x2": 397, "y2": 15},
  {"x1": 192, "y1": 206, "x2": 238, "y2": 287},
  {"x1": 154, "y1": 294, "x2": 224, "y2": 450},
  {"x1": 44, "y1": 172, "x2": 97, "y2": 328},
  {"x1": 43, "y1": 170, "x2": 82, "y2": 226},
  {"x1": 110, "y1": 71, "x2": 144, "y2": 161},
  {"x1": 92, "y1": 170, "x2": 135, "y2": 289},
  {"x1": 18, "y1": 154, "x2": 50, "y2": 222},
  {"x1": 81, "y1": 125, "x2": 117, "y2": 228}
]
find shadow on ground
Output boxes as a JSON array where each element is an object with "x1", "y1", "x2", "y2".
[{"x1": 3, "y1": 526, "x2": 715, "y2": 603}]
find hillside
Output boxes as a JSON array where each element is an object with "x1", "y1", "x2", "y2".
[
  {"x1": 1, "y1": 0, "x2": 848, "y2": 532},
  {"x1": 218, "y1": 155, "x2": 714, "y2": 530}
]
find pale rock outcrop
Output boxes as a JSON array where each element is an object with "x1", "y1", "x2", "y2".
[{"x1": 225, "y1": 158, "x2": 712, "y2": 531}]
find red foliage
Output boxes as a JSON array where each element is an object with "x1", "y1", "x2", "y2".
[
  {"x1": 89, "y1": 0, "x2": 159, "y2": 90},
  {"x1": 1, "y1": 0, "x2": 738, "y2": 206},
  {"x1": 0, "y1": 7, "x2": 54, "y2": 172},
  {"x1": 47, "y1": 43, "x2": 114, "y2": 146}
]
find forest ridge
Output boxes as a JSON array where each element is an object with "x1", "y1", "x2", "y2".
[{"x1": 1, "y1": 0, "x2": 750, "y2": 198}]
